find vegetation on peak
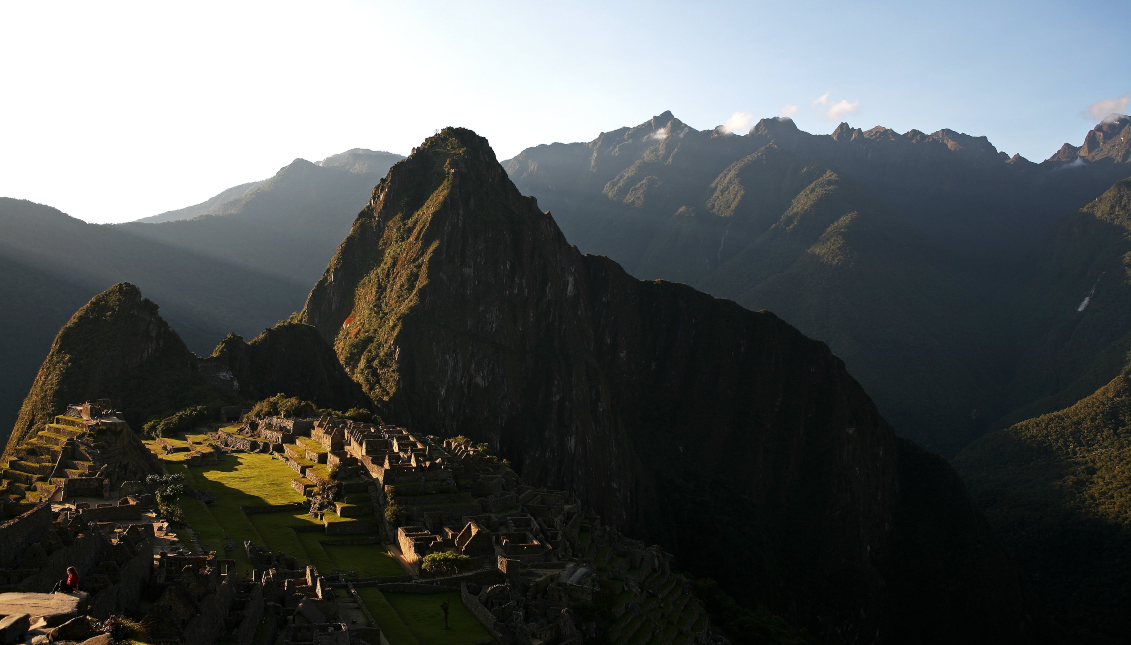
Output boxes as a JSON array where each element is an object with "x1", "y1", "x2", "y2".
[
  {"x1": 5, "y1": 282, "x2": 222, "y2": 458},
  {"x1": 302, "y1": 127, "x2": 1029, "y2": 641}
]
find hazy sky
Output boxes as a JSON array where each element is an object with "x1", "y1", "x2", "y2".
[{"x1": 1, "y1": 0, "x2": 1128, "y2": 224}]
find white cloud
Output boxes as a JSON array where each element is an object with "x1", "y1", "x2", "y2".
[
  {"x1": 780, "y1": 104, "x2": 799, "y2": 118},
  {"x1": 825, "y1": 99, "x2": 860, "y2": 121},
  {"x1": 723, "y1": 112, "x2": 755, "y2": 134},
  {"x1": 648, "y1": 125, "x2": 670, "y2": 140},
  {"x1": 1084, "y1": 93, "x2": 1130, "y2": 122},
  {"x1": 812, "y1": 92, "x2": 831, "y2": 106}
]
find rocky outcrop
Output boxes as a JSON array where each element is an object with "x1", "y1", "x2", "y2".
[
  {"x1": 5, "y1": 283, "x2": 199, "y2": 458},
  {"x1": 302, "y1": 128, "x2": 1029, "y2": 643},
  {"x1": 204, "y1": 323, "x2": 369, "y2": 412}
]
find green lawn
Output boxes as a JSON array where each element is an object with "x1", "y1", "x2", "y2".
[
  {"x1": 356, "y1": 588, "x2": 420, "y2": 645},
  {"x1": 324, "y1": 544, "x2": 404, "y2": 578},
  {"x1": 161, "y1": 452, "x2": 399, "y2": 579},
  {"x1": 382, "y1": 591, "x2": 495, "y2": 644}
]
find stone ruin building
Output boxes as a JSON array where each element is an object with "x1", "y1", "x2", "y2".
[
  {"x1": 2, "y1": 400, "x2": 160, "y2": 504},
  {"x1": 215, "y1": 413, "x2": 721, "y2": 644},
  {"x1": 0, "y1": 400, "x2": 722, "y2": 645}
]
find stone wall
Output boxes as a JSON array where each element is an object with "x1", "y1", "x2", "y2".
[
  {"x1": 184, "y1": 576, "x2": 236, "y2": 645},
  {"x1": 461, "y1": 582, "x2": 500, "y2": 638},
  {"x1": 237, "y1": 581, "x2": 265, "y2": 645},
  {"x1": 82, "y1": 504, "x2": 143, "y2": 522},
  {"x1": 18, "y1": 530, "x2": 109, "y2": 592},
  {"x1": 0, "y1": 502, "x2": 51, "y2": 568},
  {"x1": 87, "y1": 537, "x2": 153, "y2": 618}
]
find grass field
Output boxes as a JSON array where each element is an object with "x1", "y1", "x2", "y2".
[
  {"x1": 383, "y1": 591, "x2": 495, "y2": 644},
  {"x1": 162, "y1": 452, "x2": 397, "y2": 577},
  {"x1": 154, "y1": 447, "x2": 470, "y2": 641}
]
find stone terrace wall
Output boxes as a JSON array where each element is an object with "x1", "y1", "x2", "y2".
[
  {"x1": 461, "y1": 582, "x2": 499, "y2": 638},
  {"x1": 0, "y1": 502, "x2": 51, "y2": 567}
]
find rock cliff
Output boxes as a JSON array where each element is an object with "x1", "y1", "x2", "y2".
[{"x1": 302, "y1": 128, "x2": 1028, "y2": 642}]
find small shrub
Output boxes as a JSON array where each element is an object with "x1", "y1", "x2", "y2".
[
  {"x1": 93, "y1": 615, "x2": 148, "y2": 641},
  {"x1": 384, "y1": 502, "x2": 407, "y2": 526}
]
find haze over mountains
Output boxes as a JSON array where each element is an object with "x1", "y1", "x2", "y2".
[{"x1": 0, "y1": 148, "x2": 402, "y2": 443}]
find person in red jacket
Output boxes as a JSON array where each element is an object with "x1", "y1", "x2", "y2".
[{"x1": 51, "y1": 567, "x2": 79, "y2": 594}]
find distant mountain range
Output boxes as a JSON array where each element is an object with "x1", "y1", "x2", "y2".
[
  {"x1": 0, "y1": 148, "x2": 402, "y2": 443},
  {"x1": 504, "y1": 112, "x2": 1131, "y2": 455},
  {"x1": 5, "y1": 115, "x2": 1131, "y2": 641}
]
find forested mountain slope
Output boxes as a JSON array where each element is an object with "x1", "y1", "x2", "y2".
[
  {"x1": 955, "y1": 178, "x2": 1131, "y2": 641},
  {"x1": 301, "y1": 128, "x2": 1029, "y2": 643},
  {"x1": 0, "y1": 149, "x2": 401, "y2": 443}
]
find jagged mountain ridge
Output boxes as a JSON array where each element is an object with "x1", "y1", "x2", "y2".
[
  {"x1": 301, "y1": 127, "x2": 1028, "y2": 643},
  {"x1": 135, "y1": 148, "x2": 403, "y2": 224},
  {"x1": 503, "y1": 112, "x2": 1131, "y2": 454},
  {"x1": 5, "y1": 282, "x2": 367, "y2": 459}
]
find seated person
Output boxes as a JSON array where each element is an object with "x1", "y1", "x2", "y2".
[{"x1": 51, "y1": 566, "x2": 79, "y2": 594}]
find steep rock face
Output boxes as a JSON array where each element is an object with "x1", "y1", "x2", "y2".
[
  {"x1": 303, "y1": 128, "x2": 1027, "y2": 642},
  {"x1": 1003, "y1": 177, "x2": 1131, "y2": 425},
  {"x1": 205, "y1": 322, "x2": 369, "y2": 411},
  {"x1": 5, "y1": 283, "x2": 200, "y2": 457}
]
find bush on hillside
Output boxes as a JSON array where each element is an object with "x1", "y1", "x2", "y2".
[
  {"x1": 244, "y1": 394, "x2": 314, "y2": 420},
  {"x1": 143, "y1": 405, "x2": 212, "y2": 438}
]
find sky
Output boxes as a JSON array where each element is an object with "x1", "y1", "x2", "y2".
[{"x1": 1, "y1": 0, "x2": 1128, "y2": 224}]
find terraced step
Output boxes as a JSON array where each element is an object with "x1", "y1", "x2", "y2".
[
  {"x1": 677, "y1": 603, "x2": 701, "y2": 632},
  {"x1": 2, "y1": 470, "x2": 38, "y2": 486},
  {"x1": 25, "y1": 442, "x2": 62, "y2": 459},
  {"x1": 615, "y1": 614, "x2": 646, "y2": 645},
  {"x1": 35, "y1": 432, "x2": 71, "y2": 447},
  {"x1": 45, "y1": 424, "x2": 84, "y2": 439},
  {"x1": 9, "y1": 460, "x2": 54, "y2": 477}
]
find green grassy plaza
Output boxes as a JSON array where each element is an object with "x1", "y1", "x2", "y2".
[{"x1": 154, "y1": 450, "x2": 488, "y2": 643}]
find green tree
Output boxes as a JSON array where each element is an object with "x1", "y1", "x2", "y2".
[
  {"x1": 421, "y1": 551, "x2": 473, "y2": 630},
  {"x1": 146, "y1": 473, "x2": 186, "y2": 523}
]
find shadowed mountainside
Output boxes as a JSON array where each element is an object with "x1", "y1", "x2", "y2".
[
  {"x1": 0, "y1": 198, "x2": 306, "y2": 445},
  {"x1": 0, "y1": 148, "x2": 400, "y2": 443},
  {"x1": 5, "y1": 283, "x2": 366, "y2": 459},
  {"x1": 301, "y1": 127, "x2": 1029, "y2": 643},
  {"x1": 955, "y1": 177, "x2": 1131, "y2": 641},
  {"x1": 503, "y1": 113, "x2": 1131, "y2": 455}
]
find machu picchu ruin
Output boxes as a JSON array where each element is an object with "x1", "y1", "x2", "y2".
[{"x1": 0, "y1": 398, "x2": 722, "y2": 645}]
